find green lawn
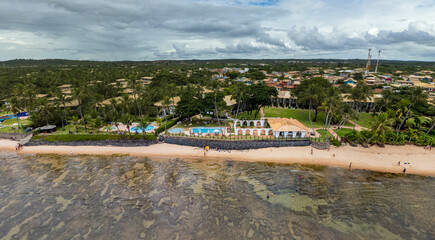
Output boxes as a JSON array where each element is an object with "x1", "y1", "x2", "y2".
[
  {"x1": 263, "y1": 108, "x2": 337, "y2": 128},
  {"x1": 335, "y1": 128, "x2": 355, "y2": 137},
  {"x1": 350, "y1": 112, "x2": 374, "y2": 128},
  {"x1": 0, "y1": 118, "x2": 33, "y2": 133}
]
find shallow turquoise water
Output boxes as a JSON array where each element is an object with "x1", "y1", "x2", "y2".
[
  {"x1": 0, "y1": 153, "x2": 433, "y2": 239},
  {"x1": 192, "y1": 127, "x2": 221, "y2": 133}
]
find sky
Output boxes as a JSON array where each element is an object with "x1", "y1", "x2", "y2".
[{"x1": 1, "y1": 0, "x2": 435, "y2": 61}]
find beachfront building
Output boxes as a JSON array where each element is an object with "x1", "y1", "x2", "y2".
[
  {"x1": 271, "y1": 91, "x2": 298, "y2": 108},
  {"x1": 233, "y1": 118, "x2": 308, "y2": 138},
  {"x1": 267, "y1": 118, "x2": 308, "y2": 138}
]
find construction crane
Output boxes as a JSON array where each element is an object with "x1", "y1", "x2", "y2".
[
  {"x1": 374, "y1": 50, "x2": 381, "y2": 73},
  {"x1": 365, "y1": 48, "x2": 372, "y2": 75}
]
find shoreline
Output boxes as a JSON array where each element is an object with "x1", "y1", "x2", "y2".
[{"x1": 1, "y1": 139, "x2": 434, "y2": 176}]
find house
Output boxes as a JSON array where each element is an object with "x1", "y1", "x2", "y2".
[
  {"x1": 154, "y1": 96, "x2": 181, "y2": 116},
  {"x1": 267, "y1": 118, "x2": 308, "y2": 138}
]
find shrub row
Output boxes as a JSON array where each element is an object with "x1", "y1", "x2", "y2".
[{"x1": 344, "y1": 130, "x2": 435, "y2": 146}]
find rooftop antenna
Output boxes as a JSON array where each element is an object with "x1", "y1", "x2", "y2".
[
  {"x1": 365, "y1": 48, "x2": 372, "y2": 75},
  {"x1": 374, "y1": 50, "x2": 381, "y2": 73}
]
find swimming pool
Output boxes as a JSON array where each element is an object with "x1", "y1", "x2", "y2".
[
  {"x1": 168, "y1": 128, "x2": 184, "y2": 134},
  {"x1": 130, "y1": 125, "x2": 155, "y2": 133},
  {"x1": 192, "y1": 127, "x2": 222, "y2": 134}
]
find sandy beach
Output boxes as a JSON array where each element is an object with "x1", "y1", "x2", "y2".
[{"x1": 1, "y1": 139, "x2": 434, "y2": 176}]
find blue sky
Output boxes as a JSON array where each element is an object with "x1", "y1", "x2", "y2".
[{"x1": 0, "y1": 0, "x2": 435, "y2": 61}]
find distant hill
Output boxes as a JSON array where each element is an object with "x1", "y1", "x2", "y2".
[{"x1": 1, "y1": 58, "x2": 434, "y2": 68}]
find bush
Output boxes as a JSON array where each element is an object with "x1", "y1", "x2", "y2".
[
  {"x1": 155, "y1": 117, "x2": 180, "y2": 134},
  {"x1": 331, "y1": 138, "x2": 341, "y2": 147},
  {"x1": 384, "y1": 131, "x2": 406, "y2": 145},
  {"x1": 414, "y1": 134, "x2": 435, "y2": 146},
  {"x1": 344, "y1": 129, "x2": 360, "y2": 142}
]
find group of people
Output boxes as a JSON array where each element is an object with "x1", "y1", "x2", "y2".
[{"x1": 15, "y1": 143, "x2": 23, "y2": 150}]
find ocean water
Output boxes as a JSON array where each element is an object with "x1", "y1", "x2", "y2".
[{"x1": 0, "y1": 153, "x2": 433, "y2": 239}]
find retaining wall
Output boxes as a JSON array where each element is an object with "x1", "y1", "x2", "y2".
[
  {"x1": 25, "y1": 139, "x2": 158, "y2": 147},
  {"x1": 0, "y1": 132, "x2": 32, "y2": 140},
  {"x1": 161, "y1": 136, "x2": 311, "y2": 150}
]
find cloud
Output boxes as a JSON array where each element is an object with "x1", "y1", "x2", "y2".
[
  {"x1": 0, "y1": 0, "x2": 434, "y2": 60},
  {"x1": 287, "y1": 23, "x2": 435, "y2": 54}
]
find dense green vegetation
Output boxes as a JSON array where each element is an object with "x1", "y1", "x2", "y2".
[{"x1": 0, "y1": 59, "x2": 434, "y2": 145}]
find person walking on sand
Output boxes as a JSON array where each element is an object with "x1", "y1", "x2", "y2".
[
  {"x1": 311, "y1": 148, "x2": 313, "y2": 155},
  {"x1": 403, "y1": 168, "x2": 406, "y2": 174},
  {"x1": 349, "y1": 162, "x2": 352, "y2": 170}
]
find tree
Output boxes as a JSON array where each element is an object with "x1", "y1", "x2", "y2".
[
  {"x1": 176, "y1": 94, "x2": 201, "y2": 119},
  {"x1": 294, "y1": 77, "x2": 331, "y2": 122},
  {"x1": 350, "y1": 80, "x2": 372, "y2": 128},
  {"x1": 396, "y1": 87, "x2": 428, "y2": 132},
  {"x1": 73, "y1": 87, "x2": 90, "y2": 132},
  {"x1": 226, "y1": 71, "x2": 240, "y2": 80},
  {"x1": 319, "y1": 87, "x2": 342, "y2": 141},
  {"x1": 121, "y1": 114, "x2": 134, "y2": 135},
  {"x1": 138, "y1": 116, "x2": 150, "y2": 137},
  {"x1": 425, "y1": 117, "x2": 435, "y2": 135},
  {"x1": 366, "y1": 111, "x2": 393, "y2": 144},
  {"x1": 7, "y1": 97, "x2": 22, "y2": 128},
  {"x1": 246, "y1": 82, "x2": 277, "y2": 118}
]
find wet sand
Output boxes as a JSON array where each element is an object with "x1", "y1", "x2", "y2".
[{"x1": 1, "y1": 139, "x2": 434, "y2": 176}]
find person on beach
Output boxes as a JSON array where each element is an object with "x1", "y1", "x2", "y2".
[
  {"x1": 311, "y1": 148, "x2": 313, "y2": 155},
  {"x1": 403, "y1": 168, "x2": 406, "y2": 174},
  {"x1": 15, "y1": 144, "x2": 18, "y2": 151},
  {"x1": 398, "y1": 161, "x2": 400, "y2": 166},
  {"x1": 349, "y1": 162, "x2": 352, "y2": 170}
]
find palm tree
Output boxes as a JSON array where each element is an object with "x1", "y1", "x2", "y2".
[
  {"x1": 128, "y1": 75, "x2": 143, "y2": 116},
  {"x1": 397, "y1": 87, "x2": 428, "y2": 132},
  {"x1": 138, "y1": 117, "x2": 150, "y2": 138},
  {"x1": 120, "y1": 94, "x2": 132, "y2": 115},
  {"x1": 7, "y1": 97, "x2": 22, "y2": 128},
  {"x1": 406, "y1": 127, "x2": 419, "y2": 142},
  {"x1": 297, "y1": 84, "x2": 321, "y2": 135},
  {"x1": 91, "y1": 118, "x2": 104, "y2": 133},
  {"x1": 161, "y1": 96, "x2": 172, "y2": 132},
  {"x1": 73, "y1": 87, "x2": 89, "y2": 132},
  {"x1": 69, "y1": 116, "x2": 80, "y2": 133},
  {"x1": 350, "y1": 80, "x2": 372, "y2": 127},
  {"x1": 366, "y1": 111, "x2": 393, "y2": 144},
  {"x1": 425, "y1": 117, "x2": 435, "y2": 135},
  {"x1": 121, "y1": 114, "x2": 134, "y2": 135},
  {"x1": 36, "y1": 99, "x2": 53, "y2": 126},
  {"x1": 320, "y1": 87, "x2": 342, "y2": 141}
]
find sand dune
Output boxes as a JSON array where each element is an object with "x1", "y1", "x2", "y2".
[{"x1": 1, "y1": 139, "x2": 434, "y2": 176}]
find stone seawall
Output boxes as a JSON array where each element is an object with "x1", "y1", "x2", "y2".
[
  {"x1": 25, "y1": 139, "x2": 158, "y2": 147},
  {"x1": 0, "y1": 132, "x2": 32, "y2": 140},
  {"x1": 162, "y1": 136, "x2": 311, "y2": 150}
]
